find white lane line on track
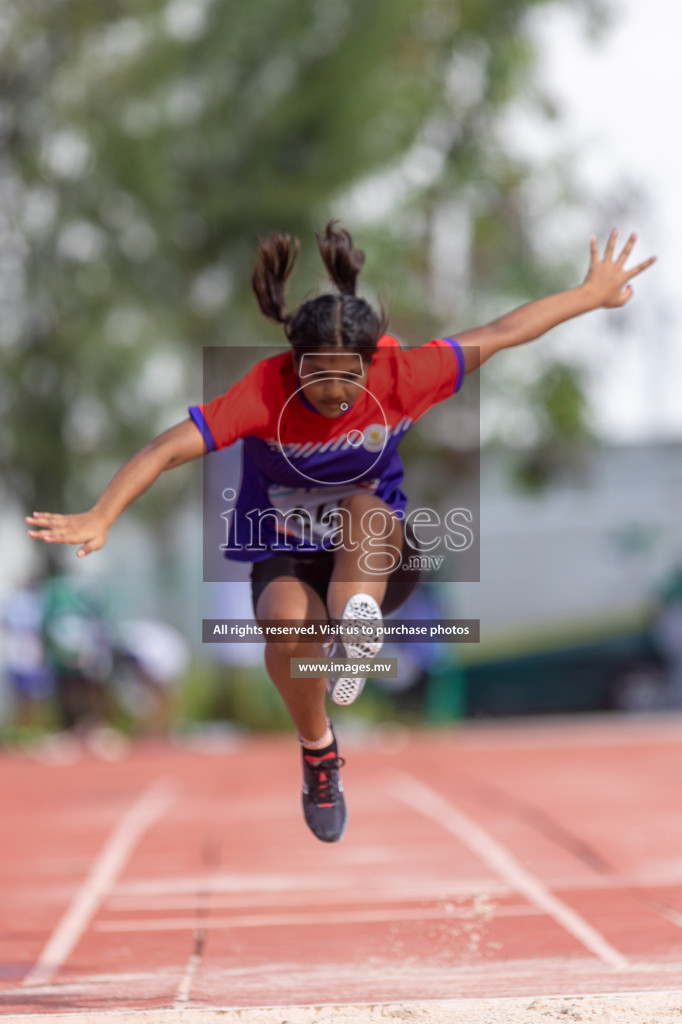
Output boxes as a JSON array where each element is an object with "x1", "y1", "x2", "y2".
[
  {"x1": 106, "y1": 884, "x2": 509, "y2": 909},
  {"x1": 6, "y1": 962, "x2": 682, "y2": 999},
  {"x1": 174, "y1": 947, "x2": 203, "y2": 1008},
  {"x1": 105, "y1": 893, "x2": 532, "y2": 913},
  {"x1": 95, "y1": 905, "x2": 542, "y2": 933},
  {"x1": 112, "y1": 873, "x2": 510, "y2": 897},
  {"x1": 648, "y1": 901, "x2": 682, "y2": 930},
  {"x1": 22, "y1": 777, "x2": 177, "y2": 989},
  {"x1": 390, "y1": 772, "x2": 629, "y2": 972},
  {"x1": 104, "y1": 865, "x2": 682, "y2": 903}
]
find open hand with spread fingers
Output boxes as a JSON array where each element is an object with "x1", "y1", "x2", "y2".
[
  {"x1": 26, "y1": 509, "x2": 109, "y2": 558},
  {"x1": 584, "y1": 230, "x2": 657, "y2": 309},
  {"x1": 25, "y1": 419, "x2": 206, "y2": 559}
]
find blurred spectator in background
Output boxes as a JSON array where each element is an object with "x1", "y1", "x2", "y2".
[
  {"x1": 42, "y1": 564, "x2": 113, "y2": 733},
  {"x1": 654, "y1": 564, "x2": 682, "y2": 709},
  {"x1": 112, "y1": 619, "x2": 189, "y2": 735},
  {"x1": 1, "y1": 579, "x2": 54, "y2": 729}
]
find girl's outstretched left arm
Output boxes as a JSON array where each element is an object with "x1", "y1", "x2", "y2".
[
  {"x1": 26, "y1": 418, "x2": 205, "y2": 558},
  {"x1": 456, "y1": 230, "x2": 656, "y2": 373}
]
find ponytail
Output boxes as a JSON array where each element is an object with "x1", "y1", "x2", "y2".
[
  {"x1": 251, "y1": 232, "x2": 300, "y2": 329},
  {"x1": 251, "y1": 221, "x2": 384, "y2": 354},
  {"x1": 316, "y1": 220, "x2": 365, "y2": 296}
]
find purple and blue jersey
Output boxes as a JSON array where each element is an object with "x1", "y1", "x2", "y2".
[{"x1": 189, "y1": 336, "x2": 464, "y2": 561}]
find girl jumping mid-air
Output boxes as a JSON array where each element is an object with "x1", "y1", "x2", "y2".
[{"x1": 28, "y1": 223, "x2": 655, "y2": 843}]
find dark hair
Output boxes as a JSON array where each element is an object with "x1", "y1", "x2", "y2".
[{"x1": 251, "y1": 220, "x2": 385, "y2": 356}]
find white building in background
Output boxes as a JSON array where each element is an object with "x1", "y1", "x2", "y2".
[{"x1": 452, "y1": 442, "x2": 682, "y2": 640}]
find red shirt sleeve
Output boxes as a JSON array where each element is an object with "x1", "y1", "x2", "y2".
[
  {"x1": 377, "y1": 334, "x2": 402, "y2": 348},
  {"x1": 387, "y1": 337, "x2": 465, "y2": 420},
  {"x1": 188, "y1": 361, "x2": 275, "y2": 452}
]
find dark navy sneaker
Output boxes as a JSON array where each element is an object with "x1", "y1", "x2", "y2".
[{"x1": 301, "y1": 731, "x2": 347, "y2": 843}]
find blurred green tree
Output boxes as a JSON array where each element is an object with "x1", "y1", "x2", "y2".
[{"x1": 0, "y1": 0, "x2": 605, "y2": 529}]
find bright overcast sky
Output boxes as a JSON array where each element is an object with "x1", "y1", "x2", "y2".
[{"x1": 529, "y1": 0, "x2": 682, "y2": 441}]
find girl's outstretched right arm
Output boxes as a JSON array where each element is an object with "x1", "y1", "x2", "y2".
[
  {"x1": 455, "y1": 231, "x2": 656, "y2": 372},
  {"x1": 26, "y1": 418, "x2": 206, "y2": 559}
]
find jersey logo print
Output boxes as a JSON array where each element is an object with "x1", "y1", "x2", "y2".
[{"x1": 264, "y1": 418, "x2": 413, "y2": 459}]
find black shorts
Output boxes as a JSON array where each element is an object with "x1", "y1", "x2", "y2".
[{"x1": 250, "y1": 521, "x2": 422, "y2": 617}]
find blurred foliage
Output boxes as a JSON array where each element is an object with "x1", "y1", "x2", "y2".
[
  {"x1": 177, "y1": 659, "x2": 398, "y2": 730},
  {"x1": 178, "y1": 660, "x2": 292, "y2": 731},
  {"x1": 0, "y1": 0, "x2": 606, "y2": 529},
  {"x1": 511, "y1": 361, "x2": 593, "y2": 490}
]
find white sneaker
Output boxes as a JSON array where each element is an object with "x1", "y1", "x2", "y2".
[{"x1": 327, "y1": 593, "x2": 384, "y2": 706}]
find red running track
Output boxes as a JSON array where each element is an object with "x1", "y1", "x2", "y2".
[{"x1": 2, "y1": 715, "x2": 682, "y2": 1015}]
